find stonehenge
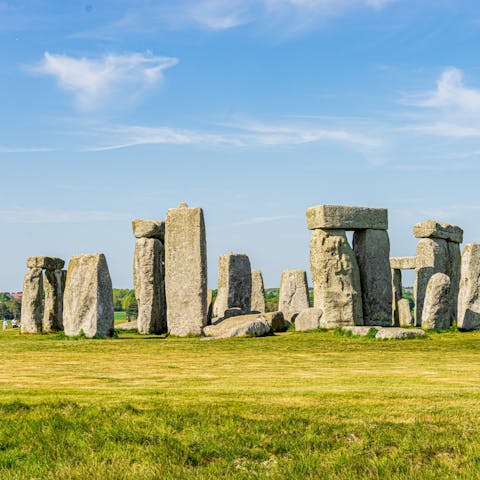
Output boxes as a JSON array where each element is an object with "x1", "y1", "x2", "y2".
[
  {"x1": 421, "y1": 273, "x2": 451, "y2": 330},
  {"x1": 250, "y1": 269, "x2": 266, "y2": 313},
  {"x1": 457, "y1": 244, "x2": 480, "y2": 330},
  {"x1": 20, "y1": 268, "x2": 44, "y2": 333},
  {"x1": 390, "y1": 257, "x2": 415, "y2": 327},
  {"x1": 295, "y1": 308, "x2": 323, "y2": 332},
  {"x1": 278, "y1": 269, "x2": 310, "y2": 322}
]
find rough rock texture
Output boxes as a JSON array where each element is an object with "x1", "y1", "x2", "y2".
[
  {"x1": 342, "y1": 326, "x2": 379, "y2": 336},
  {"x1": 133, "y1": 237, "x2": 166, "y2": 334},
  {"x1": 27, "y1": 256, "x2": 64, "y2": 271},
  {"x1": 165, "y1": 203, "x2": 207, "y2": 336},
  {"x1": 213, "y1": 253, "x2": 251, "y2": 318},
  {"x1": 413, "y1": 220, "x2": 463, "y2": 244},
  {"x1": 203, "y1": 315, "x2": 270, "y2": 339},
  {"x1": 63, "y1": 254, "x2": 114, "y2": 338},
  {"x1": 391, "y1": 268, "x2": 402, "y2": 326},
  {"x1": 398, "y1": 298, "x2": 413, "y2": 327},
  {"x1": 260, "y1": 311, "x2": 288, "y2": 332},
  {"x1": 447, "y1": 241, "x2": 461, "y2": 326},
  {"x1": 421, "y1": 273, "x2": 451, "y2": 329},
  {"x1": 310, "y1": 229, "x2": 363, "y2": 327},
  {"x1": 390, "y1": 257, "x2": 416, "y2": 270},
  {"x1": 295, "y1": 308, "x2": 323, "y2": 331},
  {"x1": 250, "y1": 269, "x2": 266, "y2": 313},
  {"x1": 131, "y1": 219, "x2": 165, "y2": 240},
  {"x1": 116, "y1": 320, "x2": 138, "y2": 330},
  {"x1": 457, "y1": 243, "x2": 480, "y2": 330},
  {"x1": 414, "y1": 238, "x2": 448, "y2": 326},
  {"x1": 375, "y1": 328, "x2": 426, "y2": 340},
  {"x1": 43, "y1": 269, "x2": 66, "y2": 332},
  {"x1": 206, "y1": 289, "x2": 214, "y2": 324},
  {"x1": 278, "y1": 270, "x2": 310, "y2": 322},
  {"x1": 20, "y1": 268, "x2": 44, "y2": 333},
  {"x1": 353, "y1": 229, "x2": 392, "y2": 326},
  {"x1": 306, "y1": 204, "x2": 388, "y2": 230}
]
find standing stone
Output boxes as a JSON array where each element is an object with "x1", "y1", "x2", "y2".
[
  {"x1": 310, "y1": 229, "x2": 363, "y2": 327},
  {"x1": 20, "y1": 268, "x2": 44, "y2": 333},
  {"x1": 391, "y1": 268, "x2": 402, "y2": 326},
  {"x1": 447, "y1": 241, "x2": 461, "y2": 325},
  {"x1": 206, "y1": 289, "x2": 214, "y2": 324},
  {"x1": 353, "y1": 229, "x2": 392, "y2": 326},
  {"x1": 398, "y1": 298, "x2": 413, "y2": 327},
  {"x1": 133, "y1": 237, "x2": 166, "y2": 334},
  {"x1": 43, "y1": 269, "x2": 66, "y2": 332},
  {"x1": 250, "y1": 269, "x2": 266, "y2": 313},
  {"x1": 295, "y1": 308, "x2": 323, "y2": 331},
  {"x1": 213, "y1": 253, "x2": 251, "y2": 318},
  {"x1": 63, "y1": 254, "x2": 114, "y2": 338},
  {"x1": 414, "y1": 238, "x2": 448, "y2": 326},
  {"x1": 165, "y1": 203, "x2": 207, "y2": 336},
  {"x1": 422, "y1": 273, "x2": 451, "y2": 330},
  {"x1": 458, "y1": 243, "x2": 480, "y2": 330},
  {"x1": 278, "y1": 270, "x2": 310, "y2": 322}
]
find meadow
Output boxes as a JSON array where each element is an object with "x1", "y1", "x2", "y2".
[{"x1": 0, "y1": 328, "x2": 479, "y2": 479}]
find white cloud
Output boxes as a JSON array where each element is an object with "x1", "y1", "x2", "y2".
[
  {"x1": 0, "y1": 146, "x2": 54, "y2": 153},
  {"x1": 30, "y1": 51, "x2": 178, "y2": 111}
]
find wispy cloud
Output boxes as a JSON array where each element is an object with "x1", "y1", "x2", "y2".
[
  {"x1": 29, "y1": 51, "x2": 178, "y2": 111},
  {"x1": 0, "y1": 208, "x2": 131, "y2": 224},
  {"x1": 0, "y1": 146, "x2": 55, "y2": 153}
]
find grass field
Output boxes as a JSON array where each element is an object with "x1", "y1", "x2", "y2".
[{"x1": 0, "y1": 329, "x2": 480, "y2": 479}]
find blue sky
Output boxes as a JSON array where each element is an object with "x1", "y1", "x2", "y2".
[{"x1": 1, "y1": 0, "x2": 480, "y2": 290}]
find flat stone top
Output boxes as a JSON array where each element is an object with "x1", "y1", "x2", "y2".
[
  {"x1": 390, "y1": 256, "x2": 416, "y2": 270},
  {"x1": 27, "y1": 256, "x2": 65, "y2": 270},
  {"x1": 413, "y1": 220, "x2": 463, "y2": 243},
  {"x1": 306, "y1": 204, "x2": 388, "y2": 231},
  {"x1": 132, "y1": 219, "x2": 165, "y2": 240}
]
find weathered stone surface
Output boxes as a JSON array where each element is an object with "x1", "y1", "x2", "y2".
[
  {"x1": 391, "y1": 268, "x2": 402, "y2": 326},
  {"x1": 310, "y1": 229, "x2": 363, "y2": 327},
  {"x1": 447, "y1": 241, "x2": 461, "y2": 326},
  {"x1": 278, "y1": 270, "x2": 310, "y2": 322},
  {"x1": 131, "y1": 219, "x2": 165, "y2": 240},
  {"x1": 414, "y1": 238, "x2": 448, "y2": 326},
  {"x1": 223, "y1": 308, "x2": 244, "y2": 319},
  {"x1": 261, "y1": 311, "x2": 288, "y2": 332},
  {"x1": 421, "y1": 273, "x2": 451, "y2": 329},
  {"x1": 20, "y1": 268, "x2": 44, "y2": 333},
  {"x1": 214, "y1": 253, "x2": 251, "y2": 318},
  {"x1": 375, "y1": 327, "x2": 426, "y2": 340},
  {"x1": 250, "y1": 269, "x2": 266, "y2": 313},
  {"x1": 203, "y1": 315, "x2": 270, "y2": 339},
  {"x1": 116, "y1": 320, "x2": 138, "y2": 330},
  {"x1": 295, "y1": 308, "x2": 323, "y2": 331},
  {"x1": 413, "y1": 220, "x2": 463, "y2": 244},
  {"x1": 458, "y1": 243, "x2": 480, "y2": 330},
  {"x1": 306, "y1": 204, "x2": 388, "y2": 231},
  {"x1": 353, "y1": 229, "x2": 392, "y2": 326},
  {"x1": 207, "y1": 289, "x2": 214, "y2": 324},
  {"x1": 390, "y1": 257, "x2": 416, "y2": 270},
  {"x1": 398, "y1": 298, "x2": 412, "y2": 327},
  {"x1": 342, "y1": 326, "x2": 379, "y2": 336},
  {"x1": 27, "y1": 256, "x2": 64, "y2": 271},
  {"x1": 63, "y1": 254, "x2": 114, "y2": 338},
  {"x1": 133, "y1": 237, "x2": 166, "y2": 334},
  {"x1": 165, "y1": 203, "x2": 207, "y2": 336},
  {"x1": 43, "y1": 269, "x2": 66, "y2": 332}
]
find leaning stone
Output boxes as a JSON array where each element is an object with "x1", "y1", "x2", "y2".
[
  {"x1": 353, "y1": 229, "x2": 392, "y2": 326},
  {"x1": 250, "y1": 269, "x2": 266, "y2": 313},
  {"x1": 43, "y1": 269, "x2": 66, "y2": 332},
  {"x1": 133, "y1": 237, "x2": 166, "y2": 334},
  {"x1": 310, "y1": 229, "x2": 363, "y2": 327},
  {"x1": 413, "y1": 220, "x2": 463, "y2": 244},
  {"x1": 203, "y1": 314, "x2": 270, "y2": 339},
  {"x1": 390, "y1": 256, "x2": 416, "y2": 270},
  {"x1": 295, "y1": 308, "x2": 323, "y2": 331},
  {"x1": 398, "y1": 298, "x2": 413, "y2": 327},
  {"x1": 447, "y1": 241, "x2": 461, "y2": 326},
  {"x1": 63, "y1": 254, "x2": 114, "y2": 338},
  {"x1": 421, "y1": 273, "x2": 451, "y2": 329},
  {"x1": 27, "y1": 256, "x2": 64, "y2": 271},
  {"x1": 391, "y1": 268, "x2": 402, "y2": 326},
  {"x1": 278, "y1": 270, "x2": 310, "y2": 322},
  {"x1": 306, "y1": 204, "x2": 388, "y2": 230},
  {"x1": 414, "y1": 238, "x2": 448, "y2": 326},
  {"x1": 131, "y1": 219, "x2": 165, "y2": 240},
  {"x1": 165, "y1": 203, "x2": 208, "y2": 336},
  {"x1": 214, "y1": 253, "x2": 251, "y2": 318},
  {"x1": 375, "y1": 328, "x2": 426, "y2": 340},
  {"x1": 341, "y1": 326, "x2": 379, "y2": 336},
  {"x1": 20, "y1": 268, "x2": 44, "y2": 333},
  {"x1": 458, "y1": 243, "x2": 480, "y2": 330}
]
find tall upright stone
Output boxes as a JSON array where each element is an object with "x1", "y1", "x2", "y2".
[
  {"x1": 133, "y1": 237, "x2": 166, "y2": 334},
  {"x1": 353, "y1": 229, "x2": 392, "y2": 326},
  {"x1": 458, "y1": 243, "x2": 480, "y2": 330},
  {"x1": 165, "y1": 203, "x2": 207, "y2": 336},
  {"x1": 43, "y1": 269, "x2": 66, "y2": 332},
  {"x1": 391, "y1": 268, "x2": 402, "y2": 326},
  {"x1": 251, "y1": 269, "x2": 266, "y2": 313},
  {"x1": 20, "y1": 268, "x2": 44, "y2": 333},
  {"x1": 278, "y1": 270, "x2": 309, "y2": 322},
  {"x1": 310, "y1": 229, "x2": 363, "y2": 327},
  {"x1": 447, "y1": 241, "x2": 461, "y2": 325},
  {"x1": 214, "y1": 253, "x2": 251, "y2": 318},
  {"x1": 398, "y1": 298, "x2": 413, "y2": 327},
  {"x1": 422, "y1": 273, "x2": 451, "y2": 330},
  {"x1": 63, "y1": 254, "x2": 114, "y2": 338}
]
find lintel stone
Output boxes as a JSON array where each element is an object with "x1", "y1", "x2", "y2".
[
  {"x1": 413, "y1": 220, "x2": 463, "y2": 244},
  {"x1": 27, "y1": 256, "x2": 65, "y2": 270},
  {"x1": 132, "y1": 219, "x2": 165, "y2": 240},
  {"x1": 390, "y1": 256, "x2": 416, "y2": 270}
]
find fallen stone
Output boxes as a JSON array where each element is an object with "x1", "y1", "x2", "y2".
[
  {"x1": 43, "y1": 269, "x2": 66, "y2": 332},
  {"x1": 458, "y1": 243, "x2": 480, "y2": 330},
  {"x1": 261, "y1": 311, "x2": 288, "y2": 332},
  {"x1": 250, "y1": 269, "x2": 266, "y2": 313},
  {"x1": 131, "y1": 219, "x2": 165, "y2": 240},
  {"x1": 306, "y1": 204, "x2": 388, "y2": 231},
  {"x1": 20, "y1": 268, "x2": 44, "y2": 333},
  {"x1": 398, "y1": 298, "x2": 413, "y2": 327},
  {"x1": 413, "y1": 220, "x2": 463, "y2": 244},
  {"x1": 390, "y1": 256, "x2": 416, "y2": 270},
  {"x1": 341, "y1": 326, "x2": 379, "y2": 336},
  {"x1": 295, "y1": 308, "x2": 323, "y2": 331},
  {"x1": 63, "y1": 253, "x2": 114, "y2": 338},
  {"x1": 203, "y1": 314, "x2": 270, "y2": 339},
  {"x1": 278, "y1": 270, "x2": 310, "y2": 322},
  {"x1": 27, "y1": 256, "x2": 64, "y2": 271},
  {"x1": 421, "y1": 273, "x2": 451, "y2": 329},
  {"x1": 375, "y1": 328, "x2": 426, "y2": 340}
]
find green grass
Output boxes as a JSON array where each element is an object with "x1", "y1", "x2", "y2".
[{"x1": 1, "y1": 329, "x2": 480, "y2": 478}]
